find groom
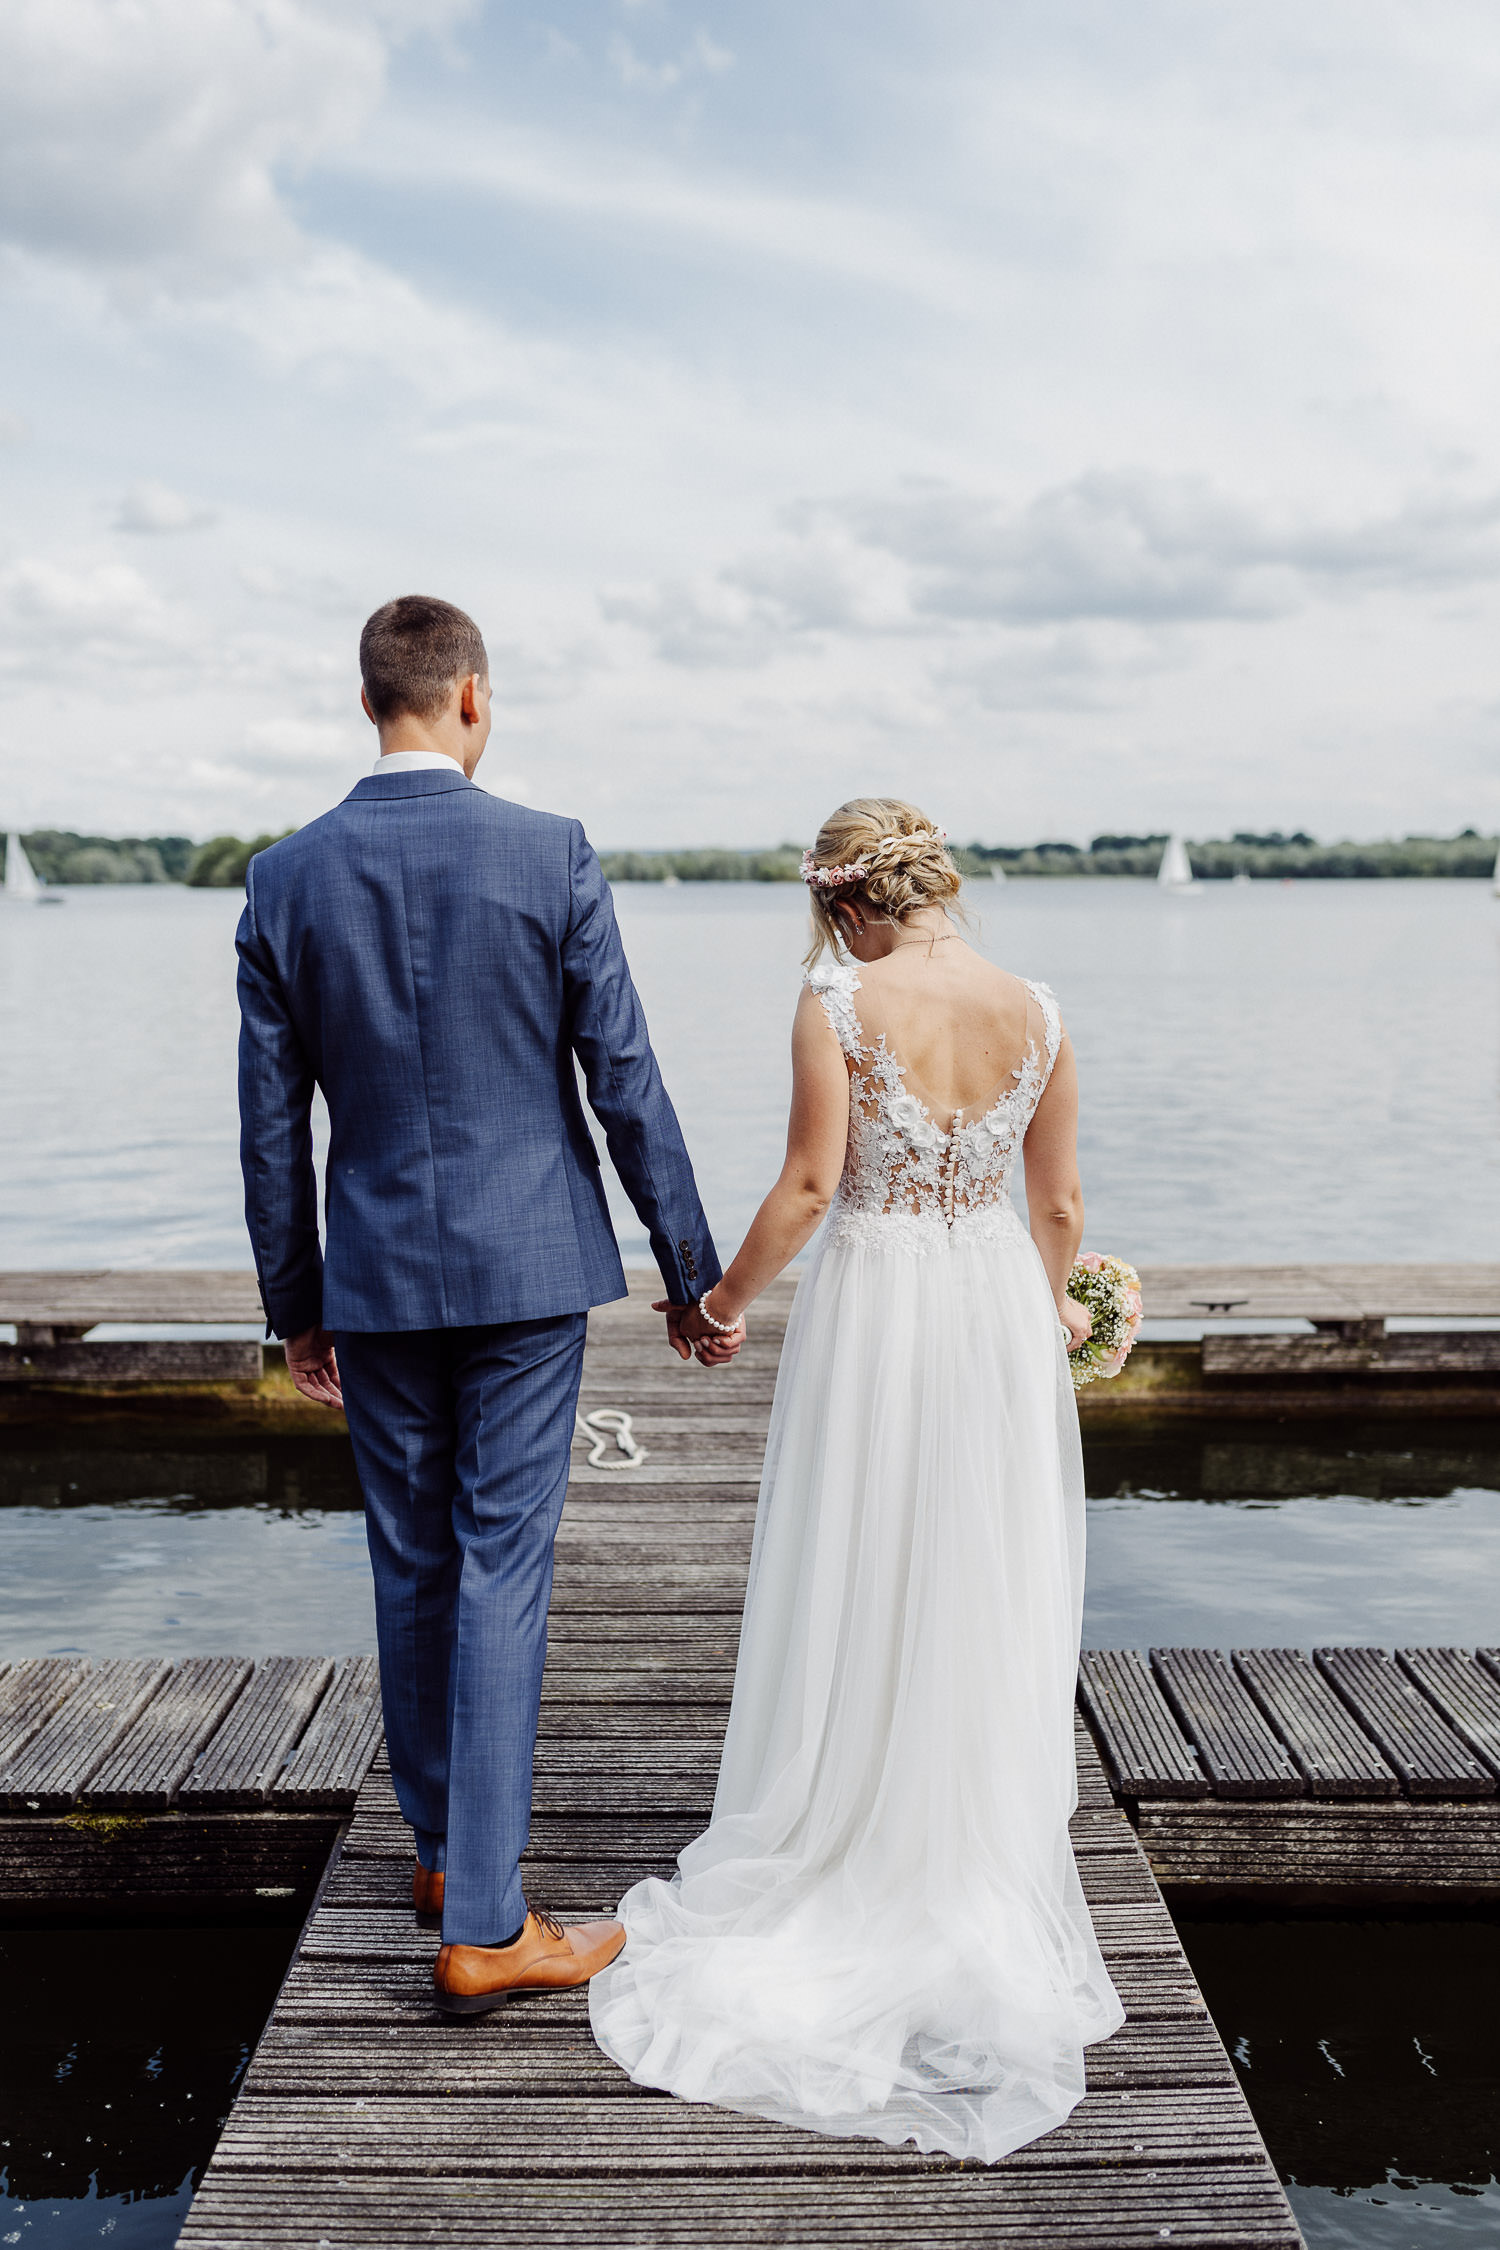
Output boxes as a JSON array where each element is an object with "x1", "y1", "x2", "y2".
[{"x1": 237, "y1": 593, "x2": 738, "y2": 2013}]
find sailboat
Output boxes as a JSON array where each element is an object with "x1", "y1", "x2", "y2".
[
  {"x1": 4, "y1": 831, "x2": 39, "y2": 901},
  {"x1": 3, "y1": 831, "x2": 60, "y2": 903},
  {"x1": 1156, "y1": 833, "x2": 1199, "y2": 892},
  {"x1": 1491, "y1": 841, "x2": 1500, "y2": 899}
]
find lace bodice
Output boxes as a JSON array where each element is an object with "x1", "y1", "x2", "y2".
[{"x1": 806, "y1": 961, "x2": 1062, "y2": 1253}]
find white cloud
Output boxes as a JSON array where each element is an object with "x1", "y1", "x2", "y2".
[
  {"x1": 237, "y1": 714, "x2": 358, "y2": 769},
  {"x1": 0, "y1": 557, "x2": 188, "y2": 677},
  {"x1": 609, "y1": 26, "x2": 734, "y2": 90},
  {"x1": 609, "y1": 472, "x2": 1500, "y2": 673},
  {"x1": 342, "y1": 126, "x2": 984, "y2": 313},
  {"x1": 116, "y1": 480, "x2": 216, "y2": 534},
  {"x1": 4, "y1": 2, "x2": 1500, "y2": 848},
  {"x1": 0, "y1": 0, "x2": 469, "y2": 279},
  {"x1": 238, "y1": 561, "x2": 351, "y2": 611}
]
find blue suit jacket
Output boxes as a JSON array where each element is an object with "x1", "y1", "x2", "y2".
[{"x1": 236, "y1": 766, "x2": 721, "y2": 1336}]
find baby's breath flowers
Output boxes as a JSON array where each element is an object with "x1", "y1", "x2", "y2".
[{"x1": 1065, "y1": 1255, "x2": 1144, "y2": 1391}]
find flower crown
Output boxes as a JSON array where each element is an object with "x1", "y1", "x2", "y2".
[
  {"x1": 799, "y1": 851, "x2": 869, "y2": 889},
  {"x1": 799, "y1": 827, "x2": 948, "y2": 891}
]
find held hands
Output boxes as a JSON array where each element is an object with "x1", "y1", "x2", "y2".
[
  {"x1": 1058, "y1": 1296, "x2": 1093, "y2": 1355},
  {"x1": 656, "y1": 1298, "x2": 746, "y2": 1367},
  {"x1": 285, "y1": 1325, "x2": 344, "y2": 1407}
]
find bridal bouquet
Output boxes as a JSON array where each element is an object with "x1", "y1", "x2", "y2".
[{"x1": 1065, "y1": 1254, "x2": 1144, "y2": 1390}]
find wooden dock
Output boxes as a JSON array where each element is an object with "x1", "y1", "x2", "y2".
[
  {"x1": 1080, "y1": 1644, "x2": 1500, "y2": 1908},
  {"x1": 228, "y1": 1285, "x2": 1298, "y2": 2246},
  {"x1": 6, "y1": 1263, "x2": 1500, "y2": 1421},
  {"x1": 0, "y1": 1653, "x2": 383, "y2": 1921},
  {"x1": 6, "y1": 1278, "x2": 1497, "y2": 2241}
]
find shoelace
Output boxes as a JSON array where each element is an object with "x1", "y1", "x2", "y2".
[{"x1": 532, "y1": 1908, "x2": 566, "y2": 1942}]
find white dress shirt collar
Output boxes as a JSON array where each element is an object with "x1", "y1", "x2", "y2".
[{"x1": 370, "y1": 749, "x2": 467, "y2": 775}]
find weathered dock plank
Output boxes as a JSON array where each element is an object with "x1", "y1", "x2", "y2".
[
  {"x1": 206, "y1": 2084, "x2": 1271, "y2": 2174},
  {"x1": 0, "y1": 1656, "x2": 88, "y2": 1766},
  {"x1": 244, "y1": 2013, "x2": 1237, "y2": 2099},
  {"x1": 1132, "y1": 1262, "x2": 1500, "y2": 1319},
  {"x1": 1137, "y1": 1798, "x2": 1500, "y2": 1905},
  {"x1": 1203, "y1": 1330, "x2": 1500, "y2": 1377},
  {"x1": 1395, "y1": 1647, "x2": 1500, "y2": 1782},
  {"x1": 1150, "y1": 1649, "x2": 1302, "y2": 1799},
  {"x1": 0, "y1": 1657, "x2": 172, "y2": 1810},
  {"x1": 181, "y1": 1656, "x2": 338, "y2": 1809},
  {"x1": 0, "y1": 1269, "x2": 265, "y2": 1325},
  {"x1": 0, "y1": 1811, "x2": 341, "y2": 1920},
  {"x1": 271, "y1": 1655, "x2": 384, "y2": 1810},
  {"x1": 1077, "y1": 1649, "x2": 1207, "y2": 1798},
  {"x1": 0, "y1": 1341, "x2": 263, "y2": 1383},
  {"x1": 177, "y1": 2171, "x2": 1300, "y2": 2247},
  {"x1": 1232, "y1": 1648, "x2": 1398, "y2": 1798},
  {"x1": 83, "y1": 1654, "x2": 253, "y2": 1811},
  {"x1": 0, "y1": 1654, "x2": 382, "y2": 1817},
  {"x1": 1315, "y1": 1646, "x2": 1495, "y2": 1797}
]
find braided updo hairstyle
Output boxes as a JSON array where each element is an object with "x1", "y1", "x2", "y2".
[{"x1": 803, "y1": 797, "x2": 966, "y2": 966}]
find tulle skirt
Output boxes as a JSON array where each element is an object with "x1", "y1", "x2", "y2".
[{"x1": 588, "y1": 1209, "x2": 1125, "y2": 2162}]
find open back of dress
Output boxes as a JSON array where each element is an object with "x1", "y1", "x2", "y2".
[
  {"x1": 812, "y1": 963, "x2": 1060, "y2": 1237},
  {"x1": 590, "y1": 963, "x2": 1123, "y2": 2163}
]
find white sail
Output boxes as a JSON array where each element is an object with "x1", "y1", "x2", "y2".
[
  {"x1": 4, "y1": 832, "x2": 40, "y2": 901},
  {"x1": 1157, "y1": 833, "x2": 1197, "y2": 890}
]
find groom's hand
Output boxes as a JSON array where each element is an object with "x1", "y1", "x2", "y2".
[
  {"x1": 285, "y1": 1325, "x2": 344, "y2": 1407},
  {"x1": 655, "y1": 1301, "x2": 745, "y2": 1366}
]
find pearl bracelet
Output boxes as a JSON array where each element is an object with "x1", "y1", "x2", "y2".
[{"x1": 697, "y1": 1291, "x2": 740, "y2": 1334}]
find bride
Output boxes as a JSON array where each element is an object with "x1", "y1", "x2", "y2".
[{"x1": 589, "y1": 798, "x2": 1124, "y2": 2162}]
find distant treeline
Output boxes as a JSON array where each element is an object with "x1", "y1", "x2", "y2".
[
  {"x1": 17, "y1": 829, "x2": 291, "y2": 888},
  {"x1": 601, "y1": 830, "x2": 1498, "y2": 883},
  {"x1": 184, "y1": 833, "x2": 294, "y2": 888},
  {"x1": 19, "y1": 830, "x2": 197, "y2": 885},
  {"x1": 971, "y1": 829, "x2": 1498, "y2": 878},
  {"x1": 597, "y1": 844, "x2": 996, "y2": 883},
  {"x1": 15, "y1": 826, "x2": 1498, "y2": 889}
]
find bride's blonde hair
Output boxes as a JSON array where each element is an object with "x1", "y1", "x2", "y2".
[{"x1": 802, "y1": 798, "x2": 966, "y2": 967}]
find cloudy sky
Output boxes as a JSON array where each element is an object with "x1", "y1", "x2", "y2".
[{"x1": 2, "y1": 0, "x2": 1498, "y2": 848}]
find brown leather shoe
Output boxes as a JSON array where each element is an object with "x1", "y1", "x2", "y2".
[
  {"x1": 413, "y1": 1861, "x2": 444, "y2": 1928},
  {"x1": 433, "y1": 1909, "x2": 625, "y2": 2015}
]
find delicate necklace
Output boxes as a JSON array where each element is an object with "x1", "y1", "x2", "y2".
[{"x1": 888, "y1": 932, "x2": 960, "y2": 951}]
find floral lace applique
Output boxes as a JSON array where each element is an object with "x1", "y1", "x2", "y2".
[
  {"x1": 805, "y1": 965, "x2": 1061, "y2": 1254},
  {"x1": 805, "y1": 960, "x2": 863, "y2": 1059}
]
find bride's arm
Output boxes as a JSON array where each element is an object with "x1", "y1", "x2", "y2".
[
  {"x1": 699, "y1": 988, "x2": 851, "y2": 1330},
  {"x1": 1022, "y1": 1033, "x2": 1090, "y2": 1347}
]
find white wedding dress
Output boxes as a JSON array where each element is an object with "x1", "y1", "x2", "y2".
[{"x1": 589, "y1": 964, "x2": 1124, "y2": 2161}]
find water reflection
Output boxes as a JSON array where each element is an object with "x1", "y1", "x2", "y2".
[
  {"x1": 1086, "y1": 1420, "x2": 1500, "y2": 1503},
  {"x1": 0, "y1": 1436, "x2": 360, "y2": 1514},
  {"x1": 0, "y1": 1420, "x2": 1497, "y2": 1656},
  {"x1": 1178, "y1": 1916, "x2": 1500, "y2": 2248},
  {"x1": 0, "y1": 1923, "x2": 293, "y2": 2248},
  {"x1": 1081, "y1": 1420, "x2": 1500, "y2": 1648}
]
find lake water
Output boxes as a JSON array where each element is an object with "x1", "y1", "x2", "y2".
[
  {"x1": 2, "y1": 876, "x2": 1498, "y2": 1268},
  {"x1": 4, "y1": 1421, "x2": 1500, "y2": 1661},
  {"x1": 1178, "y1": 1915, "x2": 1500, "y2": 2249},
  {"x1": 2, "y1": 880, "x2": 1497, "y2": 2247},
  {"x1": 0, "y1": 1922, "x2": 293, "y2": 2249},
  {"x1": 1, "y1": 1911, "x2": 1492, "y2": 2249}
]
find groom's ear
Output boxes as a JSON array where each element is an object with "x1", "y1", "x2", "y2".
[{"x1": 361, "y1": 687, "x2": 377, "y2": 726}]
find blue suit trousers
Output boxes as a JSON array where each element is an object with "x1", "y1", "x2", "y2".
[{"x1": 335, "y1": 1316, "x2": 587, "y2": 1945}]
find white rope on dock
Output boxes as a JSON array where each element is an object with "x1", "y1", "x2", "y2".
[{"x1": 573, "y1": 1407, "x2": 649, "y2": 1469}]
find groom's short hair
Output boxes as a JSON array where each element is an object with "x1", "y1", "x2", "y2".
[{"x1": 360, "y1": 595, "x2": 488, "y2": 724}]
